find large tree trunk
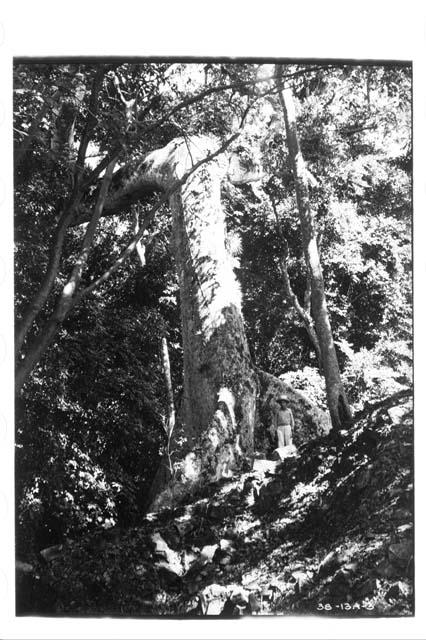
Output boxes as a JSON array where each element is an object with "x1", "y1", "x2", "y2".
[
  {"x1": 141, "y1": 137, "x2": 259, "y2": 492},
  {"x1": 135, "y1": 136, "x2": 330, "y2": 509},
  {"x1": 275, "y1": 74, "x2": 352, "y2": 431}
]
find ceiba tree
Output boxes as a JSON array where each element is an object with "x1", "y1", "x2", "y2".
[
  {"x1": 143, "y1": 137, "x2": 259, "y2": 475},
  {"x1": 100, "y1": 135, "x2": 328, "y2": 503}
]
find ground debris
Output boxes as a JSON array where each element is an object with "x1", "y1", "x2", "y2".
[{"x1": 24, "y1": 398, "x2": 413, "y2": 617}]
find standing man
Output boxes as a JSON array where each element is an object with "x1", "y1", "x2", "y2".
[{"x1": 271, "y1": 395, "x2": 295, "y2": 448}]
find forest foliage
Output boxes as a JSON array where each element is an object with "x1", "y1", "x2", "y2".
[{"x1": 14, "y1": 62, "x2": 412, "y2": 560}]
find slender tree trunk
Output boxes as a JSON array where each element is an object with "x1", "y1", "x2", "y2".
[
  {"x1": 161, "y1": 337, "x2": 176, "y2": 436},
  {"x1": 278, "y1": 254, "x2": 323, "y2": 367},
  {"x1": 275, "y1": 71, "x2": 352, "y2": 430},
  {"x1": 15, "y1": 69, "x2": 105, "y2": 358},
  {"x1": 269, "y1": 193, "x2": 322, "y2": 365},
  {"x1": 161, "y1": 336, "x2": 176, "y2": 475},
  {"x1": 15, "y1": 195, "x2": 82, "y2": 356},
  {"x1": 15, "y1": 158, "x2": 116, "y2": 395}
]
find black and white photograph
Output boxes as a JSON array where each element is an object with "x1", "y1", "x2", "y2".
[
  {"x1": 1, "y1": 4, "x2": 425, "y2": 639},
  {"x1": 13, "y1": 57, "x2": 414, "y2": 620}
]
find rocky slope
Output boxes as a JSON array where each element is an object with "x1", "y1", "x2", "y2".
[{"x1": 17, "y1": 394, "x2": 413, "y2": 617}]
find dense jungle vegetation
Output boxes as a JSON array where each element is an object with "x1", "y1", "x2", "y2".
[{"x1": 14, "y1": 61, "x2": 412, "y2": 616}]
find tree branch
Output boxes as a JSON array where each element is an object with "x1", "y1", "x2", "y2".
[
  {"x1": 15, "y1": 158, "x2": 116, "y2": 394},
  {"x1": 73, "y1": 67, "x2": 105, "y2": 188},
  {"x1": 269, "y1": 195, "x2": 322, "y2": 365},
  {"x1": 15, "y1": 195, "x2": 83, "y2": 356},
  {"x1": 80, "y1": 145, "x2": 122, "y2": 191},
  {"x1": 132, "y1": 206, "x2": 146, "y2": 267},
  {"x1": 65, "y1": 158, "x2": 118, "y2": 300},
  {"x1": 73, "y1": 66, "x2": 336, "y2": 227},
  {"x1": 136, "y1": 65, "x2": 337, "y2": 136},
  {"x1": 77, "y1": 133, "x2": 239, "y2": 300},
  {"x1": 15, "y1": 69, "x2": 105, "y2": 357},
  {"x1": 14, "y1": 100, "x2": 51, "y2": 167}
]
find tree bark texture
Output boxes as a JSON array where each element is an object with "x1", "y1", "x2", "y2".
[
  {"x1": 140, "y1": 137, "x2": 259, "y2": 488},
  {"x1": 275, "y1": 76, "x2": 352, "y2": 430}
]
